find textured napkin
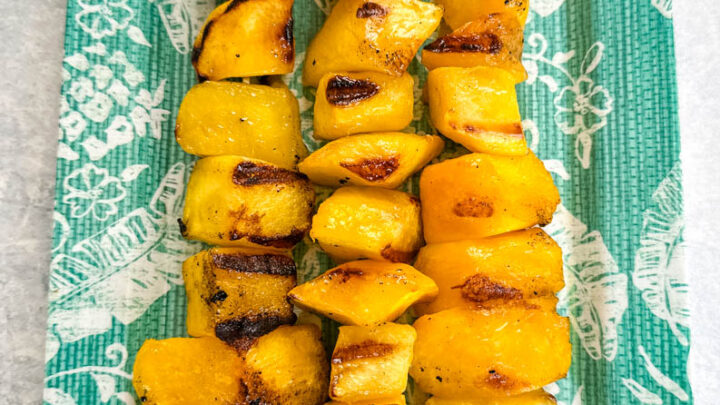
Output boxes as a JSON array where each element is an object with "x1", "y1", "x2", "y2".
[{"x1": 44, "y1": 0, "x2": 689, "y2": 403}]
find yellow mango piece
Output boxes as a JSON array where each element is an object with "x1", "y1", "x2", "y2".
[
  {"x1": 192, "y1": 0, "x2": 295, "y2": 80},
  {"x1": 411, "y1": 305, "x2": 571, "y2": 398},
  {"x1": 303, "y1": 0, "x2": 442, "y2": 86},
  {"x1": 133, "y1": 337, "x2": 245, "y2": 404},
  {"x1": 425, "y1": 391, "x2": 558, "y2": 405},
  {"x1": 325, "y1": 395, "x2": 407, "y2": 405},
  {"x1": 181, "y1": 156, "x2": 315, "y2": 249},
  {"x1": 298, "y1": 132, "x2": 444, "y2": 189},
  {"x1": 310, "y1": 187, "x2": 423, "y2": 263},
  {"x1": 413, "y1": 228, "x2": 563, "y2": 315},
  {"x1": 330, "y1": 323, "x2": 416, "y2": 402},
  {"x1": 422, "y1": 14, "x2": 527, "y2": 82},
  {"x1": 240, "y1": 325, "x2": 329, "y2": 405},
  {"x1": 420, "y1": 152, "x2": 560, "y2": 243},
  {"x1": 289, "y1": 260, "x2": 438, "y2": 325},
  {"x1": 314, "y1": 72, "x2": 414, "y2": 139},
  {"x1": 183, "y1": 247, "x2": 297, "y2": 343},
  {"x1": 175, "y1": 81, "x2": 306, "y2": 169},
  {"x1": 428, "y1": 66, "x2": 526, "y2": 156},
  {"x1": 436, "y1": 0, "x2": 529, "y2": 30}
]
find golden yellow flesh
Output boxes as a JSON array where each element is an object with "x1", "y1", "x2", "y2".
[
  {"x1": 413, "y1": 228, "x2": 564, "y2": 315},
  {"x1": 425, "y1": 391, "x2": 558, "y2": 405},
  {"x1": 240, "y1": 325, "x2": 329, "y2": 405},
  {"x1": 175, "y1": 81, "x2": 306, "y2": 169},
  {"x1": 289, "y1": 260, "x2": 438, "y2": 325},
  {"x1": 310, "y1": 186, "x2": 423, "y2": 263},
  {"x1": 132, "y1": 337, "x2": 244, "y2": 404},
  {"x1": 325, "y1": 395, "x2": 407, "y2": 405},
  {"x1": 330, "y1": 323, "x2": 416, "y2": 402},
  {"x1": 422, "y1": 13, "x2": 527, "y2": 83},
  {"x1": 192, "y1": 0, "x2": 294, "y2": 80},
  {"x1": 428, "y1": 66, "x2": 526, "y2": 156},
  {"x1": 303, "y1": 0, "x2": 442, "y2": 86},
  {"x1": 411, "y1": 305, "x2": 570, "y2": 398},
  {"x1": 181, "y1": 156, "x2": 315, "y2": 249},
  {"x1": 298, "y1": 132, "x2": 444, "y2": 189},
  {"x1": 314, "y1": 72, "x2": 415, "y2": 139},
  {"x1": 420, "y1": 152, "x2": 560, "y2": 243},
  {"x1": 436, "y1": 0, "x2": 530, "y2": 30},
  {"x1": 183, "y1": 247, "x2": 297, "y2": 343}
]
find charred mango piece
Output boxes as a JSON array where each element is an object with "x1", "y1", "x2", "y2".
[
  {"x1": 310, "y1": 187, "x2": 423, "y2": 263},
  {"x1": 423, "y1": 14, "x2": 527, "y2": 82},
  {"x1": 183, "y1": 247, "x2": 297, "y2": 344},
  {"x1": 192, "y1": 0, "x2": 295, "y2": 81},
  {"x1": 289, "y1": 260, "x2": 438, "y2": 325},
  {"x1": 428, "y1": 66, "x2": 526, "y2": 155},
  {"x1": 411, "y1": 304, "x2": 571, "y2": 398},
  {"x1": 239, "y1": 325, "x2": 329, "y2": 405},
  {"x1": 303, "y1": 0, "x2": 442, "y2": 86},
  {"x1": 325, "y1": 395, "x2": 407, "y2": 405},
  {"x1": 298, "y1": 132, "x2": 444, "y2": 189},
  {"x1": 413, "y1": 228, "x2": 563, "y2": 315},
  {"x1": 314, "y1": 72, "x2": 414, "y2": 139},
  {"x1": 420, "y1": 152, "x2": 560, "y2": 243},
  {"x1": 133, "y1": 337, "x2": 245, "y2": 404},
  {"x1": 175, "y1": 81, "x2": 306, "y2": 169},
  {"x1": 181, "y1": 156, "x2": 315, "y2": 249},
  {"x1": 330, "y1": 323, "x2": 416, "y2": 402},
  {"x1": 425, "y1": 391, "x2": 558, "y2": 405},
  {"x1": 436, "y1": 0, "x2": 530, "y2": 30}
]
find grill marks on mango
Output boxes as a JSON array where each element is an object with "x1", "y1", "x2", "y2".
[
  {"x1": 332, "y1": 340, "x2": 395, "y2": 364},
  {"x1": 426, "y1": 32, "x2": 503, "y2": 54},
  {"x1": 326, "y1": 267, "x2": 365, "y2": 284},
  {"x1": 454, "y1": 274, "x2": 523, "y2": 304},
  {"x1": 326, "y1": 75, "x2": 381, "y2": 106},
  {"x1": 453, "y1": 197, "x2": 494, "y2": 218},
  {"x1": 340, "y1": 157, "x2": 399, "y2": 181},
  {"x1": 356, "y1": 2, "x2": 389, "y2": 18},
  {"x1": 215, "y1": 313, "x2": 297, "y2": 344},
  {"x1": 381, "y1": 245, "x2": 416, "y2": 263},
  {"x1": 211, "y1": 253, "x2": 296, "y2": 276},
  {"x1": 280, "y1": 18, "x2": 295, "y2": 64},
  {"x1": 233, "y1": 161, "x2": 308, "y2": 186}
]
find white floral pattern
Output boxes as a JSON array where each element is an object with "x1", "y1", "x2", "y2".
[
  {"x1": 76, "y1": 0, "x2": 134, "y2": 40},
  {"x1": 62, "y1": 164, "x2": 127, "y2": 221}
]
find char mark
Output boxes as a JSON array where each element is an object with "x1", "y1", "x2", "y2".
[
  {"x1": 332, "y1": 340, "x2": 394, "y2": 364},
  {"x1": 425, "y1": 32, "x2": 503, "y2": 54},
  {"x1": 212, "y1": 252, "x2": 297, "y2": 276},
  {"x1": 215, "y1": 313, "x2": 297, "y2": 343},
  {"x1": 326, "y1": 75, "x2": 380, "y2": 106},
  {"x1": 233, "y1": 161, "x2": 308, "y2": 186},
  {"x1": 340, "y1": 157, "x2": 399, "y2": 181},
  {"x1": 356, "y1": 2, "x2": 389, "y2": 18}
]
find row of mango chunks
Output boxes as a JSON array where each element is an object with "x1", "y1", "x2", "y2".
[{"x1": 132, "y1": 0, "x2": 570, "y2": 404}]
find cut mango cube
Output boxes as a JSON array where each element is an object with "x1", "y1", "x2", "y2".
[
  {"x1": 298, "y1": 132, "x2": 444, "y2": 189},
  {"x1": 192, "y1": 0, "x2": 295, "y2": 80},
  {"x1": 436, "y1": 0, "x2": 530, "y2": 30},
  {"x1": 422, "y1": 14, "x2": 527, "y2": 83},
  {"x1": 314, "y1": 72, "x2": 415, "y2": 139},
  {"x1": 330, "y1": 323, "x2": 416, "y2": 402},
  {"x1": 425, "y1": 391, "x2": 558, "y2": 405},
  {"x1": 303, "y1": 0, "x2": 442, "y2": 86},
  {"x1": 326, "y1": 395, "x2": 407, "y2": 405},
  {"x1": 428, "y1": 66, "x2": 526, "y2": 156},
  {"x1": 183, "y1": 247, "x2": 297, "y2": 343},
  {"x1": 411, "y1": 305, "x2": 571, "y2": 398},
  {"x1": 420, "y1": 152, "x2": 560, "y2": 243},
  {"x1": 413, "y1": 229, "x2": 563, "y2": 315},
  {"x1": 310, "y1": 187, "x2": 423, "y2": 263},
  {"x1": 181, "y1": 156, "x2": 315, "y2": 249},
  {"x1": 289, "y1": 260, "x2": 438, "y2": 325}
]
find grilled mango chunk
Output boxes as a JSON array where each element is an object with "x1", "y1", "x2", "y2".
[
  {"x1": 314, "y1": 72, "x2": 414, "y2": 139},
  {"x1": 428, "y1": 66, "x2": 525, "y2": 156},
  {"x1": 310, "y1": 187, "x2": 423, "y2": 263},
  {"x1": 240, "y1": 325, "x2": 329, "y2": 405},
  {"x1": 175, "y1": 81, "x2": 306, "y2": 169},
  {"x1": 183, "y1": 247, "x2": 297, "y2": 344},
  {"x1": 411, "y1": 304, "x2": 571, "y2": 398},
  {"x1": 289, "y1": 260, "x2": 438, "y2": 325},
  {"x1": 422, "y1": 14, "x2": 527, "y2": 83},
  {"x1": 298, "y1": 132, "x2": 444, "y2": 189},
  {"x1": 133, "y1": 337, "x2": 245, "y2": 404},
  {"x1": 181, "y1": 156, "x2": 314, "y2": 249},
  {"x1": 420, "y1": 152, "x2": 560, "y2": 243},
  {"x1": 192, "y1": 0, "x2": 295, "y2": 81},
  {"x1": 330, "y1": 323, "x2": 416, "y2": 402},
  {"x1": 425, "y1": 391, "x2": 558, "y2": 405},
  {"x1": 436, "y1": 0, "x2": 529, "y2": 30},
  {"x1": 303, "y1": 0, "x2": 442, "y2": 86},
  {"x1": 326, "y1": 395, "x2": 407, "y2": 405},
  {"x1": 413, "y1": 229, "x2": 563, "y2": 315}
]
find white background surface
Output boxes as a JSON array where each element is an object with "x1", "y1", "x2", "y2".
[{"x1": 0, "y1": 0, "x2": 717, "y2": 403}]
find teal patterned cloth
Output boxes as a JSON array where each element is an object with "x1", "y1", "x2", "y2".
[{"x1": 44, "y1": 0, "x2": 689, "y2": 404}]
